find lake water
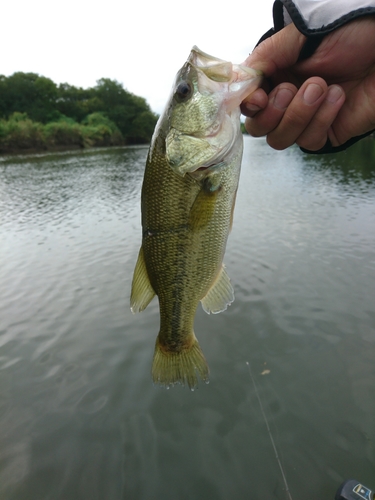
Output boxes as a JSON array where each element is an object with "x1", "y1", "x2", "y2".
[{"x1": 0, "y1": 136, "x2": 374, "y2": 499}]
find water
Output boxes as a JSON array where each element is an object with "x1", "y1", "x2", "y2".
[{"x1": 0, "y1": 137, "x2": 374, "y2": 499}]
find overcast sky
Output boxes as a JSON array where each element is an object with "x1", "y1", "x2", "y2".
[{"x1": 3, "y1": 0, "x2": 274, "y2": 114}]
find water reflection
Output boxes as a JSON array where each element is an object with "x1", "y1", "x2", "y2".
[{"x1": 300, "y1": 137, "x2": 375, "y2": 189}]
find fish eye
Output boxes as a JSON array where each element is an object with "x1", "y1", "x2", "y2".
[{"x1": 175, "y1": 81, "x2": 192, "y2": 102}]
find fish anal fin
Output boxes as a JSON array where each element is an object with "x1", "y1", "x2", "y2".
[
  {"x1": 130, "y1": 246, "x2": 155, "y2": 313},
  {"x1": 152, "y1": 334, "x2": 209, "y2": 390},
  {"x1": 201, "y1": 265, "x2": 234, "y2": 314}
]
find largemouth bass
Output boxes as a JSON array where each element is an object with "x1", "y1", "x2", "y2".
[{"x1": 131, "y1": 46, "x2": 261, "y2": 389}]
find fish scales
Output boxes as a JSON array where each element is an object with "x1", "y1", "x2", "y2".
[{"x1": 131, "y1": 47, "x2": 262, "y2": 389}]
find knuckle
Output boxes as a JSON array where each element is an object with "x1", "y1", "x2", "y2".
[{"x1": 282, "y1": 108, "x2": 310, "y2": 129}]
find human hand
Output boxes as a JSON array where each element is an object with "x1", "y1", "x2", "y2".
[{"x1": 241, "y1": 17, "x2": 375, "y2": 151}]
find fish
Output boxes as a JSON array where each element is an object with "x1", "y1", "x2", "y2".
[{"x1": 130, "y1": 46, "x2": 262, "y2": 389}]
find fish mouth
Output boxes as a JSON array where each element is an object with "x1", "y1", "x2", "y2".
[
  {"x1": 188, "y1": 46, "x2": 233, "y2": 83},
  {"x1": 189, "y1": 46, "x2": 263, "y2": 113}
]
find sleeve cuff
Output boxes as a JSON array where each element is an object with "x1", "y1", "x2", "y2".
[{"x1": 273, "y1": 0, "x2": 375, "y2": 36}]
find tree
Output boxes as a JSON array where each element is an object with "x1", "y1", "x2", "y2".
[
  {"x1": 56, "y1": 83, "x2": 92, "y2": 122},
  {"x1": 93, "y1": 78, "x2": 157, "y2": 142},
  {"x1": 129, "y1": 111, "x2": 158, "y2": 144},
  {"x1": 0, "y1": 73, "x2": 59, "y2": 123}
]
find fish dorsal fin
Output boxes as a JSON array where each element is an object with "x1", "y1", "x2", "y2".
[
  {"x1": 201, "y1": 265, "x2": 234, "y2": 314},
  {"x1": 130, "y1": 246, "x2": 155, "y2": 313}
]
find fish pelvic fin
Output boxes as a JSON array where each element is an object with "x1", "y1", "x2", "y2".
[
  {"x1": 130, "y1": 246, "x2": 155, "y2": 313},
  {"x1": 201, "y1": 265, "x2": 234, "y2": 314},
  {"x1": 152, "y1": 334, "x2": 209, "y2": 390}
]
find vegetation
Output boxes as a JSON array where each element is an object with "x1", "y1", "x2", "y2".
[{"x1": 0, "y1": 72, "x2": 158, "y2": 153}]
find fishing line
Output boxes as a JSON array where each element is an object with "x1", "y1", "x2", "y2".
[{"x1": 246, "y1": 361, "x2": 293, "y2": 500}]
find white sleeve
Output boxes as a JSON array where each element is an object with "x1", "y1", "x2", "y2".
[{"x1": 273, "y1": 0, "x2": 375, "y2": 35}]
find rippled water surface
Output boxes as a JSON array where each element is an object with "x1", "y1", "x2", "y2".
[{"x1": 1, "y1": 138, "x2": 374, "y2": 499}]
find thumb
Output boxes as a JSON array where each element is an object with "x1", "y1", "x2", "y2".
[{"x1": 242, "y1": 23, "x2": 307, "y2": 77}]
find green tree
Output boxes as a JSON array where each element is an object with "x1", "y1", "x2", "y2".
[
  {"x1": 93, "y1": 78, "x2": 157, "y2": 142},
  {"x1": 130, "y1": 110, "x2": 158, "y2": 144},
  {"x1": 56, "y1": 83, "x2": 91, "y2": 122},
  {"x1": 0, "y1": 75, "x2": 7, "y2": 117},
  {"x1": 1, "y1": 73, "x2": 59, "y2": 123}
]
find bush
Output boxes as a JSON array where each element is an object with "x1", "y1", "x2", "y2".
[
  {"x1": 81, "y1": 112, "x2": 123, "y2": 147},
  {"x1": 43, "y1": 121, "x2": 82, "y2": 147},
  {"x1": 0, "y1": 111, "x2": 125, "y2": 153},
  {"x1": 0, "y1": 113, "x2": 44, "y2": 152}
]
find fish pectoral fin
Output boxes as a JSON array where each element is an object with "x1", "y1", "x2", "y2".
[
  {"x1": 200, "y1": 265, "x2": 234, "y2": 314},
  {"x1": 130, "y1": 246, "x2": 155, "y2": 313}
]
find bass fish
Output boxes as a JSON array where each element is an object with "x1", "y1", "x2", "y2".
[{"x1": 131, "y1": 46, "x2": 261, "y2": 389}]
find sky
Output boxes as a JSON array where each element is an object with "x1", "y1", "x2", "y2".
[{"x1": 2, "y1": 0, "x2": 274, "y2": 114}]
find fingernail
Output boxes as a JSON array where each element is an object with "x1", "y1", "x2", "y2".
[
  {"x1": 273, "y1": 88, "x2": 294, "y2": 110},
  {"x1": 245, "y1": 103, "x2": 261, "y2": 113},
  {"x1": 303, "y1": 83, "x2": 324, "y2": 105},
  {"x1": 326, "y1": 85, "x2": 344, "y2": 103}
]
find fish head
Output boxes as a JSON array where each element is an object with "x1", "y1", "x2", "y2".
[{"x1": 163, "y1": 46, "x2": 262, "y2": 176}]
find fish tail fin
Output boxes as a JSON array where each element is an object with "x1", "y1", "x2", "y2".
[{"x1": 152, "y1": 334, "x2": 209, "y2": 390}]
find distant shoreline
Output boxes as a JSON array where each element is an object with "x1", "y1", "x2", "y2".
[
  {"x1": 0, "y1": 144, "x2": 83, "y2": 156},
  {"x1": 0, "y1": 142, "x2": 152, "y2": 158}
]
